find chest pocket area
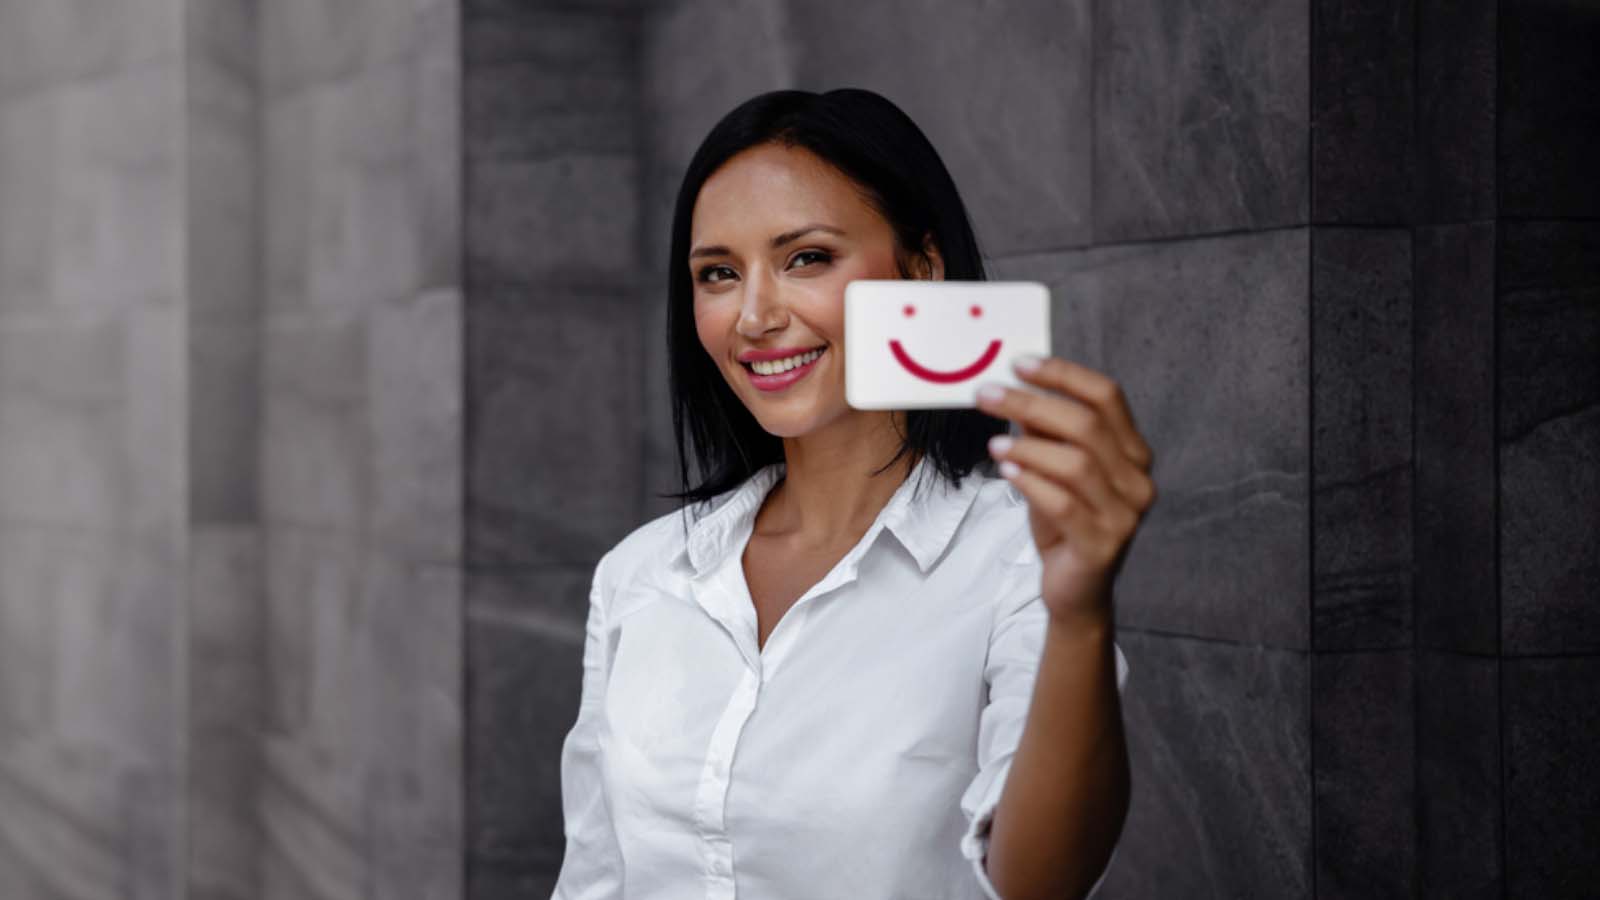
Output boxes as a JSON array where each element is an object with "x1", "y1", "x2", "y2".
[{"x1": 601, "y1": 589, "x2": 746, "y2": 766}]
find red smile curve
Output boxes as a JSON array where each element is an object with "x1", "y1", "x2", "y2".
[{"x1": 888, "y1": 339, "x2": 1003, "y2": 383}]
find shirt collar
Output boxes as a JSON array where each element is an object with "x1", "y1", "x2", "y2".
[{"x1": 680, "y1": 453, "x2": 988, "y2": 578}]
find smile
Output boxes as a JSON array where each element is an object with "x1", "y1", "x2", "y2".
[{"x1": 888, "y1": 339, "x2": 1002, "y2": 383}]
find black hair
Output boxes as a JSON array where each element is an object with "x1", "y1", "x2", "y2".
[{"x1": 658, "y1": 88, "x2": 1007, "y2": 522}]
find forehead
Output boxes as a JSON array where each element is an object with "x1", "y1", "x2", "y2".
[{"x1": 690, "y1": 143, "x2": 881, "y2": 243}]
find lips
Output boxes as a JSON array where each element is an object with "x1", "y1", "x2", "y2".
[
  {"x1": 744, "y1": 347, "x2": 824, "y2": 392},
  {"x1": 888, "y1": 339, "x2": 1002, "y2": 383}
]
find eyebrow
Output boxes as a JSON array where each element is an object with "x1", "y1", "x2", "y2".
[{"x1": 688, "y1": 224, "x2": 847, "y2": 260}]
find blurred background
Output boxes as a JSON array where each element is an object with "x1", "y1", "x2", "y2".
[{"x1": 0, "y1": 1, "x2": 1595, "y2": 898}]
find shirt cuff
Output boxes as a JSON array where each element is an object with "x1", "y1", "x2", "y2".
[
  {"x1": 957, "y1": 757, "x2": 1124, "y2": 899},
  {"x1": 958, "y1": 755, "x2": 1010, "y2": 900}
]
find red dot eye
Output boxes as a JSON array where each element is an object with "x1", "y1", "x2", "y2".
[
  {"x1": 970, "y1": 304, "x2": 983, "y2": 318},
  {"x1": 903, "y1": 304, "x2": 916, "y2": 317}
]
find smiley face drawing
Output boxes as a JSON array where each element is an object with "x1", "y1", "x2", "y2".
[{"x1": 887, "y1": 302, "x2": 1001, "y2": 383}]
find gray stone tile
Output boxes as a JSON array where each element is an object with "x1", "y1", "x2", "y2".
[
  {"x1": 0, "y1": 0, "x2": 180, "y2": 100},
  {"x1": 1098, "y1": 630, "x2": 1311, "y2": 898},
  {"x1": 189, "y1": 0, "x2": 258, "y2": 81},
  {"x1": 1498, "y1": 221, "x2": 1600, "y2": 654},
  {"x1": 994, "y1": 229, "x2": 1311, "y2": 649},
  {"x1": 363, "y1": 561, "x2": 464, "y2": 900},
  {"x1": 1416, "y1": 0, "x2": 1495, "y2": 224},
  {"x1": 259, "y1": 314, "x2": 370, "y2": 533},
  {"x1": 467, "y1": 288, "x2": 644, "y2": 568},
  {"x1": 188, "y1": 528, "x2": 266, "y2": 900},
  {"x1": 466, "y1": 609, "x2": 585, "y2": 895},
  {"x1": 1414, "y1": 224, "x2": 1496, "y2": 654},
  {"x1": 464, "y1": 9, "x2": 636, "y2": 161},
  {"x1": 1500, "y1": 0, "x2": 1600, "y2": 218},
  {"x1": 1093, "y1": 0, "x2": 1309, "y2": 242},
  {"x1": 187, "y1": 52, "x2": 258, "y2": 323},
  {"x1": 0, "y1": 89, "x2": 59, "y2": 313},
  {"x1": 50, "y1": 66, "x2": 185, "y2": 313},
  {"x1": 262, "y1": 62, "x2": 423, "y2": 315},
  {"x1": 1312, "y1": 229, "x2": 1411, "y2": 650},
  {"x1": 416, "y1": 0, "x2": 463, "y2": 293},
  {"x1": 466, "y1": 567, "x2": 593, "y2": 635},
  {"x1": 0, "y1": 318, "x2": 133, "y2": 530},
  {"x1": 189, "y1": 323, "x2": 261, "y2": 525},
  {"x1": 189, "y1": 527, "x2": 266, "y2": 731},
  {"x1": 1503, "y1": 655, "x2": 1600, "y2": 898},
  {"x1": 259, "y1": 0, "x2": 416, "y2": 97},
  {"x1": 785, "y1": 0, "x2": 1092, "y2": 256},
  {"x1": 1311, "y1": 0, "x2": 1414, "y2": 224},
  {"x1": 369, "y1": 288, "x2": 463, "y2": 565},
  {"x1": 1313, "y1": 650, "x2": 1414, "y2": 900},
  {"x1": 466, "y1": 154, "x2": 639, "y2": 290},
  {"x1": 1416, "y1": 650, "x2": 1501, "y2": 900},
  {"x1": 638, "y1": 0, "x2": 793, "y2": 271},
  {"x1": 0, "y1": 524, "x2": 184, "y2": 896},
  {"x1": 466, "y1": 6, "x2": 634, "y2": 69}
]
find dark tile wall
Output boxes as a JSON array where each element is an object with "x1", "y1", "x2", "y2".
[{"x1": 462, "y1": 4, "x2": 646, "y2": 898}]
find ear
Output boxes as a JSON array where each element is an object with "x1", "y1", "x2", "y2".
[{"x1": 918, "y1": 234, "x2": 945, "y2": 281}]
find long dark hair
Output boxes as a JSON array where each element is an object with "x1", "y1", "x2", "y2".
[{"x1": 660, "y1": 88, "x2": 1006, "y2": 520}]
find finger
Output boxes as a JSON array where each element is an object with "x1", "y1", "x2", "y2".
[
  {"x1": 997, "y1": 456, "x2": 1094, "y2": 537},
  {"x1": 978, "y1": 384, "x2": 1148, "y2": 508},
  {"x1": 989, "y1": 432, "x2": 1121, "y2": 520},
  {"x1": 1014, "y1": 357, "x2": 1154, "y2": 471}
]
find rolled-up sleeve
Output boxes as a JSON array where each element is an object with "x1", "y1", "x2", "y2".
[
  {"x1": 957, "y1": 565, "x2": 1131, "y2": 900},
  {"x1": 551, "y1": 553, "x2": 625, "y2": 899}
]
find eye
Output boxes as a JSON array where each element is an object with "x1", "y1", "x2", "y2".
[
  {"x1": 970, "y1": 304, "x2": 982, "y2": 318},
  {"x1": 696, "y1": 264, "x2": 736, "y2": 284},
  {"x1": 903, "y1": 304, "x2": 915, "y2": 317},
  {"x1": 789, "y1": 249, "x2": 832, "y2": 269}
]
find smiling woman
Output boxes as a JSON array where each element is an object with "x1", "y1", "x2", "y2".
[{"x1": 551, "y1": 88, "x2": 1136, "y2": 900}]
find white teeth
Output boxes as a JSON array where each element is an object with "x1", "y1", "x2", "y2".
[{"x1": 750, "y1": 348, "x2": 822, "y2": 375}]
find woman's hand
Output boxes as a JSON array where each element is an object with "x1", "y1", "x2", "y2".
[{"x1": 976, "y1": 354, "x2": 1157, "y2": 627}]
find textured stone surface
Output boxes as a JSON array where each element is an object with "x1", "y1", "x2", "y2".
[
  {"x1": 1100, "y1": 631, "x2": 1312, "y2": 898},
  {"x1": 1414, "y1": 224, "x2": 1497, "y2": 654},
  {"x1": 1499, "y1": 0, "x2": 1600, "y2": 218},
  {"x1": 994, "y1": 229, "x2": 1311, "y2": 649},
  {"x1": 466, "y1": 287, "x2": 644, "y2": 568},
  {"x1": 466, "y1": 604, "x2": 586, "y2": 900},
  {"x1": 1498, "y1": 221, "x2": 1600, "y2": 654},
  {"x1": 1416, "y1": 0, "x2": 1495, "y2": 224},
  {"x1": 1503, "y1": 656, "x2": 1600, "y2": 898},
  {"x1": 785, "y1": 0, "x2": 1093, "y2": 256},
  {"x1": 1313, "y1": 650, "x2": 1415, "y2": 900},
  {"x1": 1094, "y1": 0, "x2": 1309, "y2": 241},
  {"x1": 1312, "y1": 0, "x2": 1414, "y2": 224},
  {"x1": 1312, "y1": 229, "x2": 1412, "y2": 650},
  {"x1": 0, "y1": 6, "x2": 187, "y2": 897},
  {"x1": 1417, "y1": 651, "x2": 1501, "y2": 900}
]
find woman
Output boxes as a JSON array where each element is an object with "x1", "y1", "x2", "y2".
[{"x1": 553, "y1": 88, "x2": 1156, "y2": 900}]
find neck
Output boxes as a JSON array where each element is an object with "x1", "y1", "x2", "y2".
[{"x1": 758, "y1": 410, "x2": 920, "y2": 545}]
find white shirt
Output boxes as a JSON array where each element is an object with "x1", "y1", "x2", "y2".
[{"x1": 552, "y1": 453, "x2": 1129, "y2": 900}]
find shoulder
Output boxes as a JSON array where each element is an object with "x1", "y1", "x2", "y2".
[
  {"x1": 958, "y1": 472, "x2": 1042, "y2": 569},
  {"x1": 593, "y1": 506, "x2": 691, "y2": 596}
]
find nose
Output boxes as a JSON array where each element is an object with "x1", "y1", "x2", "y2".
[{"x1": 735, "y1": 268, "x2": 786, "y2": 340}]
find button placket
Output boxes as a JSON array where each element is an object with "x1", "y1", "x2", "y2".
[{"x1": 692, "y1": 666, "x2": 761, "y2": 894}]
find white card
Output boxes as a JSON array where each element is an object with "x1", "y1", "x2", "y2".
[{"x1": 845, "y1": 280, "x2": 1051, "y2": 410}]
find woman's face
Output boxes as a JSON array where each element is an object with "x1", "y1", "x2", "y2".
[{"x1": 689, "y1": 142, "x2": 939, "y2": 438}]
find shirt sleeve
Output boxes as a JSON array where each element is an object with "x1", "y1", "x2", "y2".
[
  {"x1": 551, "y1": 552, "x2": 625, "y2": 899},
  {"x1": 956, "y1": 566, "x2": 1131, "y2": 900}
]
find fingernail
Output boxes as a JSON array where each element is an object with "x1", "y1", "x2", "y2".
[
  {"x1": 1013, "y1": 353, "x2": 1042, "y2": 373},
  {"x1": 976, "y1": 383, "x2": 1006, "y2": 404},
  {"x1": 999, "y1": 460, "x2": 1022, "y2": 479},
  {"x1": 988, "y1": 435, "x2": 1013, "y2": 456}
]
